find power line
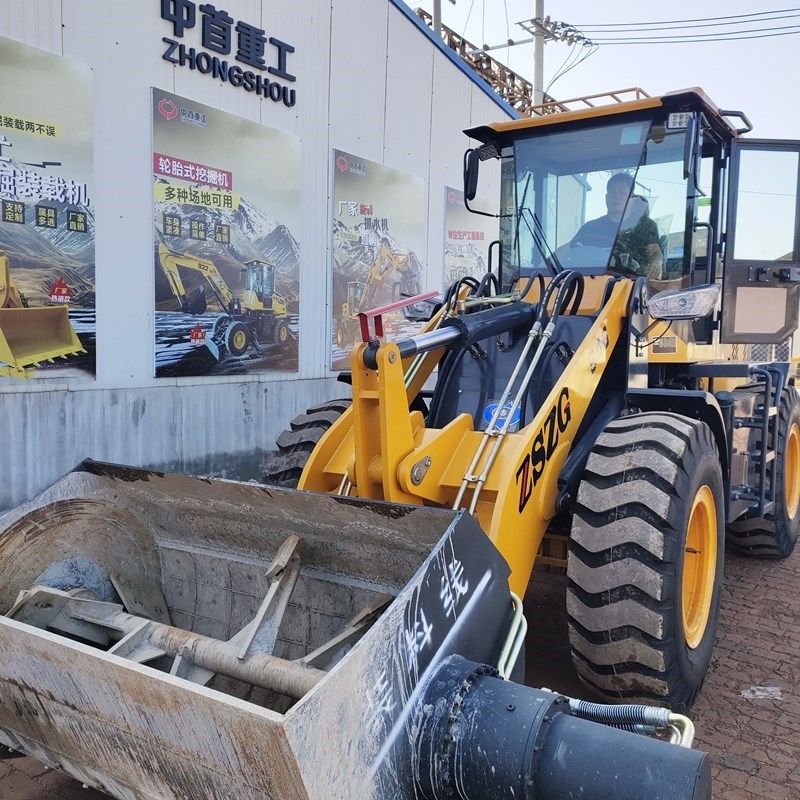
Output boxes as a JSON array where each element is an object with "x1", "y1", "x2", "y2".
[
  {"x1": 591, "y1": 27, "x2": 800, "y2": 44},
  {"x1": 573, "y1": 8, "x2": 800, "y2": 28},
  {"x1": 580, "y1": 12, "x2": 800, "y2": 34}
]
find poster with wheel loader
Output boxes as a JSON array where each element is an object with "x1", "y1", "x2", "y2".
[
  {"x1": 156, "y1": 243, "x2": 293, "y2": 364},
  {"x1": 152, "y1": 89, "x2": 300, "y2": 377},
  {"x1": 0, "y1": 37, "x2": 95, "y2": 380},
  {"x1": 0, "y1": 87, "x2": 798, "y2": 800},
  {"x1": 331, "y1": 150, "x2": 425, "y2": 369}
]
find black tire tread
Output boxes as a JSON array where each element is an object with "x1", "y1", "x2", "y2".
[
  {"x1": 262, "y1": 399, "x2": 351, "y2": 487},
  {"x1": 567, "y1": 412, "x2": 723, "y2": 710},
  {"x1": 727, "y1": 386, "x2": 800, "y2": 558}
]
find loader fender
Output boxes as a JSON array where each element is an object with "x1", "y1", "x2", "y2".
[{"x1": 626, "y1": 388, "x2": 729, "y2": 480}]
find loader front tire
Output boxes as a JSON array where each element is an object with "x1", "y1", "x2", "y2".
[
  {"x1": 726, "y1": 386, "x2": 800, "y2": 559},
  {"x1": 567, "y1": 412, "x2": 724, "y2": 712},
  {"x1": 225, "y1": 321, "x2": 250, "y2": 357},
  {"x1": 261, "y1": 399, "x2": 351, "y2": 487}
]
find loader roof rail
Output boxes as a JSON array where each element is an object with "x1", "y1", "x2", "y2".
[{"x1": 529, "y1": 86, "x2": 651, "y2": 116}]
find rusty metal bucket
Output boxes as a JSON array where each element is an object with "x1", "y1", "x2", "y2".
[
  {"x1": 0, "y1": 461, "x2": 515, "y2": 800},
  {"x1": 0, "y1": 306, "x2": 85, "y2": 375}
]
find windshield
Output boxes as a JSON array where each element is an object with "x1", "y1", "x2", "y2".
[
  {"x1": 499, "y1": 113, "x2": 692, "y2": 288},
  {"x1": 246, "y1": 262, "x2": 274, "y2": 297}
]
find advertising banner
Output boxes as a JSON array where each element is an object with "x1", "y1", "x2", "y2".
[
  {"x1": 0, "y1": 37, "x2": 95, "y2": 380},
  {"x1": 331, "y1": 150, "x2": 425, "y2": 370},
  {"x1": 152, "y1": 89, "x2": 301, "y2": 377},
  {"x1": 443, "y1": 186, "x2": 498, "y2": 286}
]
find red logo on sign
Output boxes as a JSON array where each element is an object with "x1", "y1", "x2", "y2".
[
  {"x1": 336, "y1": 155, "x2": 349, "y2": 172},
  {"x1": 158, "y1": 98, "x2": 178, "y2": 120},
  {"x1": 189, "y1": 325, "x2": 206, "y2": 345},
  {"x1": 49, "y1": 277, "x2": 72, "y2": 304}
]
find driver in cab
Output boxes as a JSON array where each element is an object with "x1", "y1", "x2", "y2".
[{"x1": 567, "y1": 173, "x2": 663, "y2": 279}]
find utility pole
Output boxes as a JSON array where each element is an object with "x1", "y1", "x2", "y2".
[
  {"x1": 433, "y1": 0, "x2": 441, "y2": 39},
  {"x1": 533, "y1": 0, "x2": 544, "y2": 104}
]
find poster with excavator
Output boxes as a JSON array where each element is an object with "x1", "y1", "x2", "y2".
[
  {"x1": 443, "y1": 186, "x2": 498, "y2": 285},
  {"x1": 152, "y1": 89, "x2": 300, "y2": 377},
  {"x1": 331, "y1": 150, "x2": 425, "y2": 370},
  {"x1": 0, "y1": 37, "x2": 95, "y2": 380}
]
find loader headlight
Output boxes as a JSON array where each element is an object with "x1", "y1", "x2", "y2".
[{"x1": 647, "y1": 283, "x2": 720, "y2": 320}]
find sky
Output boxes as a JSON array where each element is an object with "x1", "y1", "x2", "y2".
[{"x1": 411, "y1": 1, "x2": 800, "y2": 139}]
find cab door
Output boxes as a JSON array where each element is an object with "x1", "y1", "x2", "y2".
[{"x1": 721, "y1": 139, "x2": 800, "y2": 343}]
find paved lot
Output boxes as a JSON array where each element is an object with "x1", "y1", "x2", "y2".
[{"x1": 2, "y1": 546, "x2": 799, "y2": 799}]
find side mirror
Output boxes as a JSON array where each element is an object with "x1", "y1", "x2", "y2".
[
  {"x1": 463, "y1": 148, "x2": 481, "y2": 201},
  {"x1": 648, "y1": 283, "x2": 720, "y2": 320}
]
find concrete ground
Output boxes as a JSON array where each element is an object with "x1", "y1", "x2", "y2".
[{"x1": 2, "y1": 545, "x2": 799, "y2": 800}]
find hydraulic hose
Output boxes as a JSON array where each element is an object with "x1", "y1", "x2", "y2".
[
  {"x1": 569, "y1": 698, "x2": 671, "y2": 728},
  {"x1": 458, "y1": 270, "x2": 582, "y2": 513}
]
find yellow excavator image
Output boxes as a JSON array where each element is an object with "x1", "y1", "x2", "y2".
[
  {"x1": 157, "y1": 243, "x2": 292, "y2": 359},
  {"x1": 335, "y1": 239, "x2": 421, "y2": 347},
  {"x1": 0, "y1": 249, "x2": 85, "y2": 378}
]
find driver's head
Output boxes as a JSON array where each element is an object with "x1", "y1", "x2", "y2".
[{"x1": 605, "y1": 173, "x2": 634, "y2": 221}]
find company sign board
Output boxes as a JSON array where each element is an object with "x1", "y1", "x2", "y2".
[{"x1": 160, "y1": 0, "x2": 297, "y2": 107}]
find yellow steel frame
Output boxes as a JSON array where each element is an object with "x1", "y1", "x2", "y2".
[{"x1": 301, "y1": 279, "x2": 633, "y2": 597}]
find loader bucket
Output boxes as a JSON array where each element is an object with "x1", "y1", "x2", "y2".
[
  {"x1": 0, "y1": 305, "x2": 85, "y2": 374},
  {"x1": 0, "y1": 461, "x2": 515, "y2": 799},
  {"x1": 0, "y1": 462, "x2": 712, "y2": 800}
]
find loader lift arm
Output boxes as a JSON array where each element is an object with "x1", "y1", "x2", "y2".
[
  {"x1": 303, "y1": 271, "x2": 632, "y2": 598},
  {"x1": 0, "y1": 250, "x2": 27, "y2": 309}
]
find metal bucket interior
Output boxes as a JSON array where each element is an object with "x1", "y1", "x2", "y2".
[
  {"x1": 0, "y1": 306, "x2": 84, "y2": 369},
  {"x1": 0, "y1": 461, "x2": 464, "y2": 712},
  {"x1": 0, "y1": 461, "x2": 515, "y2": 800}
]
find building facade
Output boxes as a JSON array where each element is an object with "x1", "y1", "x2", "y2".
[{"x1": 0, "y1": 0, "x2": 514, "y2": 511}]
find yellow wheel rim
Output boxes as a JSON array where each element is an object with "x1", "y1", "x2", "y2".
[
  {"x1": 785, "y1": 422, "x2": 800, "y2": 519},
  {"x1": 683, "y1": 485, "x2": 717, "y2": 649},
  {"x1": 279, "y1": 326, "x2": 288, "y2": 343},
  {"x1": 232, "y1": 330, "x2": 247, "y2": 351}
]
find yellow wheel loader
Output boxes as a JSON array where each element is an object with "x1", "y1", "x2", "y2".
[
  {"x1": 157, "y1": 243, "x2": 292, "y2": 359},
  {"x1": 0, "y1": 249, "x2": 85, "y2": 377},
  {"x1": 265, "y1": 87, "x2": 800, "y2": 714},
  {"x1": 335, "y1": 239, "x2": 421, "y2": 348},
  {"x1": 0, "y1": 87, "x2": 796, "y2": 800}
]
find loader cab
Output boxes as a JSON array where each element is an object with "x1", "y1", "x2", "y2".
[
  {"x1": 345, "y1": 280, "x2": 365, "y2": 316},
  {"x1": 464, "y1": 89, "x2": 800, "y2": 350},
  {"x1": 476, "y1": 101, "x2": 712, "y2": 292},
  {"x1": 243, "y1": 259, "x2": 276, "y2": 309}
]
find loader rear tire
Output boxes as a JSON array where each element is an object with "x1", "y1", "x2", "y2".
[
  {"x1": 726, "y1": 386, "x2": 800, "y2": 559},
  {"x1": 261, "y1": 399, "x2": 352, "y2": 487},
  {"x1": 567, "y1": 412, "x2": 724, "y2": 712}
]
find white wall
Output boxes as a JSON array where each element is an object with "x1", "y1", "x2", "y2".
[{"x1": 0, "y1": 0, "x2": 513, "y2": 511}]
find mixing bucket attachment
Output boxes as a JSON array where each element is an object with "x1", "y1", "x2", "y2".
[{"x1": 0, "y1": 461, "x2": 516, "y2": 799}]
